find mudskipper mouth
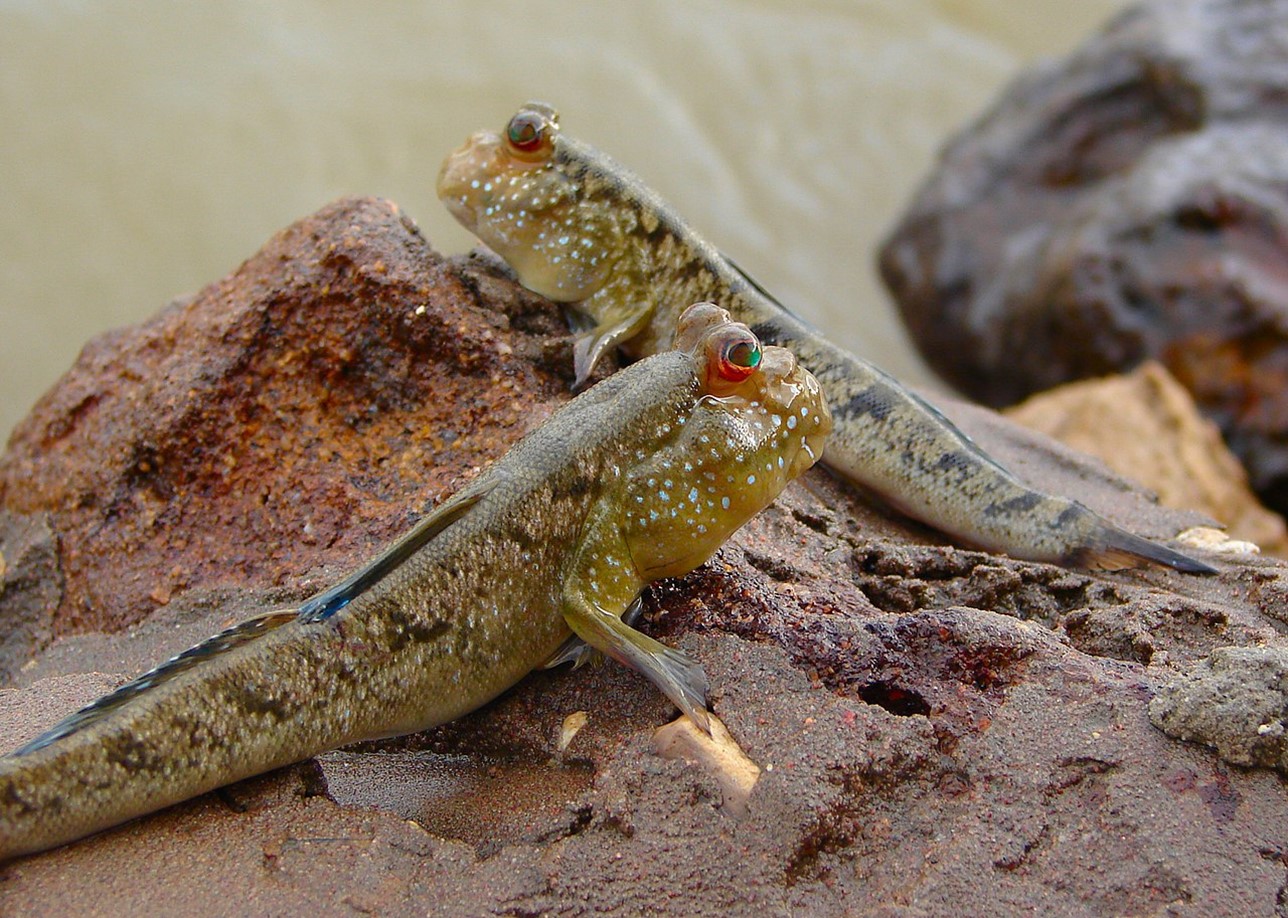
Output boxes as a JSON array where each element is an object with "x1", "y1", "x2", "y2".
[
  {"x1": 757, "y1": 347, "x2": 801, "y2": 404},
  {"x1": 435, "y1": 134, "x2": 495, "y2": 231},
  {"x1": 752, "y1": 346, "x2": 832, "y2": 481}
]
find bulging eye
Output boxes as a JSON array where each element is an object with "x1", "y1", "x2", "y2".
[
  {"x1": 506, "y1": 111, "x2": 548, "y2": 155},
  {"x1": 712, "y1": 329, "x2": 762, "y2": 383}
]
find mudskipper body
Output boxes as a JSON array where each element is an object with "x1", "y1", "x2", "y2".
[
  {"x1": 438, "y1": 103, "x2": 1214, "y2": 574},
  {"x1": 0, "y1": 304, "x2": 829, "y2": 861}
]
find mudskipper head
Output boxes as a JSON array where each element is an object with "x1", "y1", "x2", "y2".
[
  {"x1": 437, "y1": 101, "x2": 626, "y2": 303},
  {"x1": 622, "y1": 303, "x2": 831, "y2": 581}
]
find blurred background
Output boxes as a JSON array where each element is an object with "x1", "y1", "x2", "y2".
[{"x1": 0, "y1": 0, "x2": 1128, "y2": 441}]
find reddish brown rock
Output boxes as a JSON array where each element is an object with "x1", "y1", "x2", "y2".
[
  {"x1": 878, "y1": 0, "x2": 1288, "y2": 515},
  {"x1": 4, "y1": 197, "x2": 1288, "y2": 915},
  {"x1": 0, "y1": 196, "x2": 574, "y2": 674}
]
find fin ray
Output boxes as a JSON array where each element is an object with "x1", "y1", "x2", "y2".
[
  {"x1": 298, "y1": 481, "x2": 494, "y2": 623},
  {"x1": 9, "y1": 608, "x2": 298, "y2": 756}
]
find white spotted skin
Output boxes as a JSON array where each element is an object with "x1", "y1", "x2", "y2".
[
  {"x1": 623, "y1": 345, "x2": 827, "y2": 581},
  {"x1": 440, "y1": 132, "x2": 622, "y2": 302}
]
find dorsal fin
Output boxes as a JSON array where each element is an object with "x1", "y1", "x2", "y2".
[
  {"x1": 9, "y1": 608, "x2": 298, "y2": 756},
  {"x1": 721, "y1": 253, "x2": 802, "y2": 320},
  {"x1": 297, "y1": 480, "x2": 495, "y2": 623},
  {"x1": 8, "y1": 479, "x2": 498, "y2": 755},
  {"x1": 721, "y1": 252, "x2": 1018, "y2": 481}
]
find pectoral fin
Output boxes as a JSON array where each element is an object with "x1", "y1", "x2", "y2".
[
  {"x1": 562, "y1": 594, "x2": 711, "y2": 733},
  {"x1": 541, "y1": 634, "x2": 597, "y2": 671},
  {"x1": 540, "y1": 597, "x2": 646, "y2": 670},
  {"x1": 571, "y1": 305, "x2": 652, "y2": 390}
]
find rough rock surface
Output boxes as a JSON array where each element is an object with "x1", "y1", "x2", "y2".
[
  {"x1": 878, "y1": 0, "x2": 1288, "y2": 515},
  {"x1": 1150, "y1": 644, "x2": 1288, "y2": 773},
  {"x1": 4, "y1": 197, "x2": 1288, "y2": 916},
  {"x1": 0, "y1": 196, "x2": 576, "y2": 676},
  {"x1": 1006, "y1": 360, "x2": 1288, "y2": 558}
]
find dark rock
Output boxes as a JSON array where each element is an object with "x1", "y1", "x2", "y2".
[
  {"x1": 4, "y1": 197, "x2": 1288, "y2": 915},
  {"x1": 879, "y1": 0, "x2": 1288, "y2": 514},
  {"x1": 0, "y1": 512, "x2": 63, "y2": 679}
]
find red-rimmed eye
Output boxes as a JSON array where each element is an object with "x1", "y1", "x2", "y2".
[
  {"x1": 713, "y1": 330, "x2": 762, "y2": 382},
  {"x1": 506, "y1": 111, "x2": 546, "y2": 154}
]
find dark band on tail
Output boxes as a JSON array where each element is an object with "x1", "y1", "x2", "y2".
[{"x1": 1065, "y1": 526, "x2": 1217, "y2": 574}]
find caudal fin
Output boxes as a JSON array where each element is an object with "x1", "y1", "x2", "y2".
[{"x1": 1066, "y1": 526, "x2": 1218, "y2": 574}]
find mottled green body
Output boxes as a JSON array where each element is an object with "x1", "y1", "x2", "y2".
[
  {"x1": 0, "y1": 310, "x2": 828, "y2": 861},
  {"x1": 438, "y1": 103, "x2": 1213, "y2": 573}
]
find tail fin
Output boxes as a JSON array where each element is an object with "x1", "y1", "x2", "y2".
[{"x1": 1066, "y1": 526, "x2": 1218, "y2": 574}]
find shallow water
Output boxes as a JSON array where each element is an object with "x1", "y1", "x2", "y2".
[{"x1": 0, "y1": 0, "x2": 1127, "y2": 441}]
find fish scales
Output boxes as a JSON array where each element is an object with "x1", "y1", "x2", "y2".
[
  {"x1": 438, "y1": 102, "x2": 1214, "y2": 574},
  {"x1": 0, "y1": 306, "x2": 829, "y2": 860}
]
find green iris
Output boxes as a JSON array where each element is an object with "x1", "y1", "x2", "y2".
[
  {"x1": 507, "y1": 113, "x2": 543, "y2": 151},
  {"x1": 725, "y1": 339, "x2": 761, "y2": 370}
]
